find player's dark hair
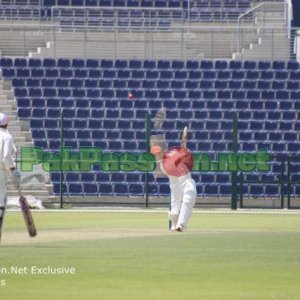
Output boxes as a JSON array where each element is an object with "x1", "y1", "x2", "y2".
[{"x1": 0, "y1": 124, "x2": 8, "y2": 129}]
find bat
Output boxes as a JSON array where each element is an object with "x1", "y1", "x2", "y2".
[
  {"x1": 14, "y1": 151, "x2": 37, "y2": 238},
  {"x1": 182, "y1": 126, "x2": 188, "y2": 148},
  {"x1": 0, "y1": 205, "x2": 5, "y2": 242},
  {"x1": 19, "y1": 196, "x2": 37, "y2": 238},
  {"x1": 154, "y1": 106, "x2": 166, "y2": 130}
]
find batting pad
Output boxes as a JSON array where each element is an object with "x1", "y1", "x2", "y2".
[
  {"x1": 177, "y1": 187, "x2": 196, "y2": 229},
  {"x1": 168, "y1": 212, "x2": 179, "y2": 229}
]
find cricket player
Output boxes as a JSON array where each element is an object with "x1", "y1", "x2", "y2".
[
  {"x1": 0, "y1": 112, "x2": 19, "y2": 241},
  {"x1": 151, "y1": 145, "x2": 196, "y2": 232}
]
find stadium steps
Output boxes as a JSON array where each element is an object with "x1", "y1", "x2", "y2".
[
  {"x1": 0, "y1": 30, "x2": 50, "y2": 57},
  {"x1": 241, "y1": 34, "x2": 290, "y2": 60},
  {"x1": 29, "y1": 31, "x2": 193, "y2": 59},
  {"x1": 234, "y1": 15, "x2": 289, "y2": 60},
  {"x1": 27, "y1": 28, "x2": 253, "y2": 60},
  {"x1": 0, "y1": 77, "x2": 53, "y2": 202}
]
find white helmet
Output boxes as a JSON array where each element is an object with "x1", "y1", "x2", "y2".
[{"x1": 0, "y1": 113, "x2": 8, "y2": 126}]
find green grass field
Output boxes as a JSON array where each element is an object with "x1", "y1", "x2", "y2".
[{"x1": 0, "y1": 211, "x2": 300, "y2": 300}]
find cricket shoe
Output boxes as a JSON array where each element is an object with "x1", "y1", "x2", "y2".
[{"x1": 175, "y1": 225, "x2": 185, "y2": 232}]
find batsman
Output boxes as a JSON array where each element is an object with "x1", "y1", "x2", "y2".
[
  {"x1": 151, "y1": 127, "x2": 197, "y2": 232},
  {"x1": 0, "y1": 113, "x2": 20, "y2": 242}
]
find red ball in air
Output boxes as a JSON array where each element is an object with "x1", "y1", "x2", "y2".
[
  {"x1": 128, "y1": 92, "x2": 135, "y2": 100},
  {"x1": 162, "y1": 146, "x2": 193, "y2": 177}
]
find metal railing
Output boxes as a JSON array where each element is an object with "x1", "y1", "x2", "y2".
[
  {"x1": 0, "y1": 23, "x2": 295, "y2": 60},
  {"x1": 190, "y1": 0, "x2": 252, "y2": 23},
  {"x1": 50, "y1": 6, "x2": 187, "y2": 29},
  {"x1": 0, "y1": 0, "x2": 288, "y2": 24}
]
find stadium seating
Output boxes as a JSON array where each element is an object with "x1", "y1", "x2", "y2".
[
  {"x1": 1, "y1": 57, "x2": 300, "y2": 198},
  {"x1": 0, "y1": 0, "x2": 252, "y2": 23}
]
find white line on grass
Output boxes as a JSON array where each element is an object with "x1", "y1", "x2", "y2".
[{"x1": 6, "y1": 208, "x2": 300, "y2": 215}]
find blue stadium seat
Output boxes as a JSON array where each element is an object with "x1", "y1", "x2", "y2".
[
  {"x1": 258, "y1": 61, "x2": 271, "y2": 70},
  {"x1": 129, "y1": 184, "x2": 143, "y2": 195},
  {"x1": 68, "y1": 183, "x2": 83, "y2": 195},
  {"x1": 82, "y1": 183, "x2": 98, "y2": 195},
  {"x1": 244, "y1": 60, "x2": 256, "y2": 69},
  {"x1": 127, "y1": 0, "x2": 139, "y2": 6},
  {"x1": 215, "y1": 60, "x2": 228, "y2": 69},
  {"x1": 66, "y1": 173, "x2": 80, "y2": 182},
  {"x1": 114, "y1": 183, "x2": 128, "y2": 195},
  {"x1": 232, "y1": 71, "x2": 244, "y2": 79},
  {"x1": 14, "y1": 58, "x2": 27, "y2": 68},
  {"x1": 287, "y1": 61, "x2": 299, "y2": 70},
  {"x1": 0, "y1": 58, "x2": 13, "y2": 67},
  {"x1": 273, "y1": 61, "x2": 285, "y2": 70},
  {"x1": 85, "y1": 59, "x2": 98, "y2": 68},
  {"x1": 229, "y1": 60, "x2": 242, "y2": 69},
  {"x1": 261, "y1": 70, "x2": 273, "y2": 80},
  {"x1": 98, "y1": 183, "x2": 113, "y2": 195},
  {"x1": 47, "y1": 129, "x2": 60, "y2": 139},
  {"x1": 250, "y1": 185, "x2": 264, "y2": 196},
  {"x1": 257, "y1": 80, "x2": 271, "y2": 89}
]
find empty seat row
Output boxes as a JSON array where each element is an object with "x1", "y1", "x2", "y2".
[
  {"x1": 12, "y1": 88, "x2": 300, "y2": 102},
  {"x1": 32, "y1": 138, "x2": 299, "y2": 154},
  {"x1": 17, "y1": 101, "x2": 300, "y2": 120},
  {"x1": 0, "y1": 0, "x2": 39, "y2": 4},
  {"x1": 51, "y1": 171, "x2": 238, "y2": 184},
  {"x1": 34, "y1": 139, "x2": 147, "y2": 151},
  {"x1": 4, "y1": 0, "x2": 250, "y2": 10},
  {"x1": 11, "y1": 78, "x2": 300, "y2": 91},
  {"x1": 5, "y1": 68, "x2": 300, "y2": 82},
  {"x1": 51, "y1": 171, "x2": 153, "y2": 183},
  {"x1": 16, "y1": 97, "x2": 300, "y2": 112},
  {"x1": 14, "y1": 88, "x2": 298, "y2": 102},
  {"x1": 53, "y1": 182, "x2": 144, "y2": 196},
  {"x1": 28, "y1": 121, "x2": 300, "y2": 144},
  {"x1": 32, "y1": 128, "x2": 148, "y2": 140},
  {"x1": 15, "y1": 95, "x2": 300, "y2": 111},
  {"x1": 9, "y1": 70, "x2": 300, "y2": 83},
  {"x1": 43, "y1": 0, "x2": 189, "y2": 8},
  {"x1": 52, "y1": 182, "x2": 294, "y2": 197},
  {"x1": 1, "y1": 58, "x2": 297, "y2": 70}
]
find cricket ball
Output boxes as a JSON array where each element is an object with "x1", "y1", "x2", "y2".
[{"x1": 162, "y1": 146, "x2": 193, "y2": 177}]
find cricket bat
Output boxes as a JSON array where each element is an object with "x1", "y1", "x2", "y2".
[
  {"x1": 182, "y1": 126, "x2": 188, "y2": 148},
  {"x1": 15, "y1": 150, "x2": 37, "y2": 238},
  {"x1": 19, "y1": 195, "x2": 37, "y2": 238}
]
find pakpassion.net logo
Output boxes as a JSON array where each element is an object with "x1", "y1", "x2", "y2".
[{"x1": 19, "y1": 147, "x2": 271, "y2": 173}]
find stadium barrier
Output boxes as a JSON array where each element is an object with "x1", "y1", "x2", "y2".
[{"x1": 0, "y1": 23, "x2": 295, "y2": 60}]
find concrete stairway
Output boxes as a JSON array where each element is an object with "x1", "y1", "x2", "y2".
[
  {"x1": 29, "y1": 27, "x2": 243, "y2": 60},
  {"x1": 234, "y1": 3, "x2": 291, "y2": 60},
  {"x1": 240, "y1": 29, "x2": 290, "y2": 60},
  {"x1": 0, "y1": 25, "x2": 50, "y2": 57},
  {"x1": 29, "y1": 30, "x2": 199, "y2": 60},
  {"x1": 0, "y1": 76, "x2": 55, "y2": 204}
]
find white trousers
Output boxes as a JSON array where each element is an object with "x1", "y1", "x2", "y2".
[
  {"x1": 169, "y1": 178, "x2": 196, "y2": 228},
  {"x1": 0, "y1": 170, "x2": 8, "y2": 207}
]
